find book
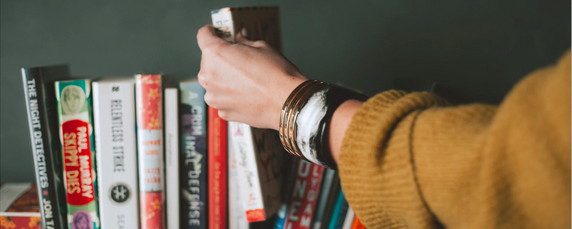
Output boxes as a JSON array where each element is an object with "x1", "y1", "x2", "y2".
[
  {"x1": 55, "y1": 79, "x2": 101, "y2": 229},
  {"x1": 211, "y1": 6, "x2": 281, "y2": 52},
  {"x1": 319, "y1": 177, "x2": 341, "y2": 229},
  {"x1": 207, "y1": 106, "x2": 227, "y2": 229},
  {"x1": 228, "y1": 122, "x2": 286, "y2": 222},
  {"x1": 179, "y1": 80, "x2": 208, "y2": 229},
  {"x1": 274, "y1": 157, "x2": 300, "y2": 229},
  {"x1": 350, "y1": 217, "x2": 365, "y2": 229},
  {"x1": 341, "y1": 208, "x2": 354, "y2": 229},
  {"x1": 312, "y1": 169, "x2": 337, "y2": 229},
  {"x1": 21, "y1": 66, "x2": 68, "y2": 229},
  {"x1": 227, "y1": 133, "x2": 248, "y2": 229},
  {"x1": 164, "y1": 88, "x2": 179, "y2": 229},
  {"x1": 327, "y1": 189, "x2": 348, "y2": 229},
  {"x1": 93, "y1": 78, "x2": 139, "y2": 229},
  {"x1": 0, "y1": 183, "x2": 42, "y2": 229},
  {"x1": 283, "y1": 160, "x2": 325, "y2": 229},
  {"x1": 211, "y1": 6, "x2": 285, "y2": 223},
  {"x1": 135, "y1": 74, "x2": 165, "y2": 229},
  {"x1": 249, "y1": 215, "x2": 278, "y2": 229},
  {"x1": 273, "y1": 204, "x2": 288, "y2": 229}
]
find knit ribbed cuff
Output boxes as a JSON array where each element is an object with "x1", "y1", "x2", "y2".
[{"x1": 338, "y1": 90, "x2": 447, "y2": 228}]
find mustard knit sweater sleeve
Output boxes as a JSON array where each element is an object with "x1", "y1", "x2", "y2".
[{"x1": 339, "y1": 51, "x2": 571, "y2": 229}]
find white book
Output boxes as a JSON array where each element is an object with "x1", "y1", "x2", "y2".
[
  {"x1": 93, "y1": 78, "x2": 139, "y2": 229},
  {"x1": 211, "y1": 7, "x2": 281, "y2": 52},
  {"x1": 164, "y1": 88, "x2": 179, "y2": 229},
  {"x1": 341, "y1": 207, "x2": 355, "y2": 229},
  {"x1": 228, "y1": 122, "x2": 285, "y2": 222},
  {"x1": 228, "y1": 132, "x2": 249, "y2": 229},
  {"x1": 212, "y1": 6, "x2": 284, "y2": 222}
]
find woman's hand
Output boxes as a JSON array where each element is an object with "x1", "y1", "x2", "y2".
[{"x1": 196, "y1": 25, "x2": 308, "y2": 130}]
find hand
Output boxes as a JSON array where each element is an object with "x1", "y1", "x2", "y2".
[{"x1": 196, "y1": 25, "x2": 308, "y2": 130}]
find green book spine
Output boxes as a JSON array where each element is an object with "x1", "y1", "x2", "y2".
[{"x1": 55, "y1": 79, "x2": 100, "y2": 229}]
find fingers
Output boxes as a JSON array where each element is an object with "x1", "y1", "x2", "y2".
[
  {"x1": 235, "y1": 28, "x2": 255, "y2": 46},
  {"x1": 235, "y1": 28, "x2": 268, "y2": 48},
  {"x1": 197, "y1": 24, "x2": 227, "y2": 51}
]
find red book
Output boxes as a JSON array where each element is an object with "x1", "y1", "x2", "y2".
[
  {"x1": 351, "y1": 217, "x2": 366, "y2": 229},
  {"x1": 135, "y1": 74, "x2": 165, "y2": 229},
  {"x1": 283, "y1": 160, "x2": 325, "y2": 229},
  {"x1": 208, "y1": 107, "x2": 227, "y2": 229}
]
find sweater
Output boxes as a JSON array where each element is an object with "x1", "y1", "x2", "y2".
[{"x1": 339, "y1": 50, "x2": 571, "y2": 229}]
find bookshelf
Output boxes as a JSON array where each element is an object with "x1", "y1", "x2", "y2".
[
  {"x1": 1, "y1": 2, "x2": 570, "y2": 229},
  {"x1": 2, "y1": 0, "x2": 570, "y2": 183}
]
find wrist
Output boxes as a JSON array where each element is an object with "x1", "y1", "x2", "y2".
[
  {"x1": 328, "y1": 99, "x2": 363, "y2": 163},
  {"x1": 278, "y1": 80, "x2": 368, "y2": 169},
  {"x1": 270, "y1": 75, "x2": 308, "y2": 130}
]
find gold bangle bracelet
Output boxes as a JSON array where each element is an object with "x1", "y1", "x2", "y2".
[
  {"x1": 279, "y1": 80, "x2": 317, "y2": 156},
  {"x1": 279, "y1": 80, "x2": 316, "y2": 156},
  {"x1": 287, "y1": 82, "x2": 326, "y2": 159},
  {"x1": 279, "y1": 79, "x2": 369, "y2": 169},
  {"x1": 279, "y1": 79, "x2": 326, "y2": 159}
]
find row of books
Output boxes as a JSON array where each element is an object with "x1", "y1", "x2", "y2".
[
  {"x1": 21, "y1": 68, "x2": 365, "y2": 229},
  {"x1": 18, "y1": 6, "x2": 367, "y2": 229}
]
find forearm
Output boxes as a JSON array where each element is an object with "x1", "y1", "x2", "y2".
[{"x1": 327, "y1": 99, "x2": 363, "y2": 163}]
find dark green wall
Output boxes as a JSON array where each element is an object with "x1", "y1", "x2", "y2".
[{"x1": 1, "y1": 0, "x2": 569, "y2": 182}]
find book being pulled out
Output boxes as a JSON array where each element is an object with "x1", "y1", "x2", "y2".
[{"x1": 211, "y1": 6, "x2": 287, "y2": 223}]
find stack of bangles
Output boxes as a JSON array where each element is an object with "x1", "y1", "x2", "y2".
[{"x1": 279, "y1": 80, "x2": 369, "y2": 170}]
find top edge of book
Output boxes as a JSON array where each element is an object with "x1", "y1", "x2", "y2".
[
  {"x1": 93, "y1": 77, "x2": 135, "y2": 83},
  {"x1": 211, "y1": 6, "x2": 278, "y2": 14},
  {"x1": 20, "y1": 64, "x2": 69, "y2": 71},
  {"x1": 55, "y1": 78, "x2": 91, "y2": 83},
  {"x1": 134, "y1": 74, "x2": 162, "y2": 77},
  {"x1": 0, "y1": 183, "x2": 33, "y2": 212}
]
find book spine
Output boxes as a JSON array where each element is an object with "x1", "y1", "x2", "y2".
[
  {"x1": 208, "y1": 106, "x2": 227, "y2": 229},
  {"x1": 21, "y1": 68, "x2": 67, "y2": 229},
  {"x1": 340, "y1": 208, "x2": 354, "y2": 229},
  {"x1": 327, "y1": 191, "x2": 348, "y2": 229},
  {"x1": 228, "y1": 122, "x2": 265, "y2": 222},
  {"x1": 274, "y1": 157, "x2": 300, "y2": 229},
  {"x1": 319, "y1": 176, "x2": 340, "y2": 229},
  {"x1": 135, "y1": 74, "x2": 165, "y2": 229},
  {"x1": 55, "y1": 79, "x2": 100, "y2": 229},
  {"x1": 164, "y1": 88, "x2": 179, "y2": 229},
  {"x1": 311, "y1": 169, "x2": 336, "y2": 229},
  {"x1": 179, "y1": 81, "x2": 208, "y2": 229},
  {"x1": 251, "y1": 128, "x2": 286, "y2": 219},
  {"x1": 93, "y1": 80, "x2": 139, "y2": 229},
  {"x1": 284, "y1": 160, "x2": 324, "y2": 229},
  {"x1": 228, "y1": 133, "x2": 249, "y2": 229},
  {"x1": 350, "y1": 217, "x2": 365, "y2": 229}
]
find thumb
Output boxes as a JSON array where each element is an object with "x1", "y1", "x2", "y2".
[
  {"x1": 235, "y1": 28, "x2": 256, "y2": 46},
  {"x1": 197, "y1": 24, "x2": 227, "y2": 50}
]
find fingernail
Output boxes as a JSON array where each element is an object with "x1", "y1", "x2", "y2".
[{"x1": 241, "y1": 28, "x2": 248, "y2": 38}]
